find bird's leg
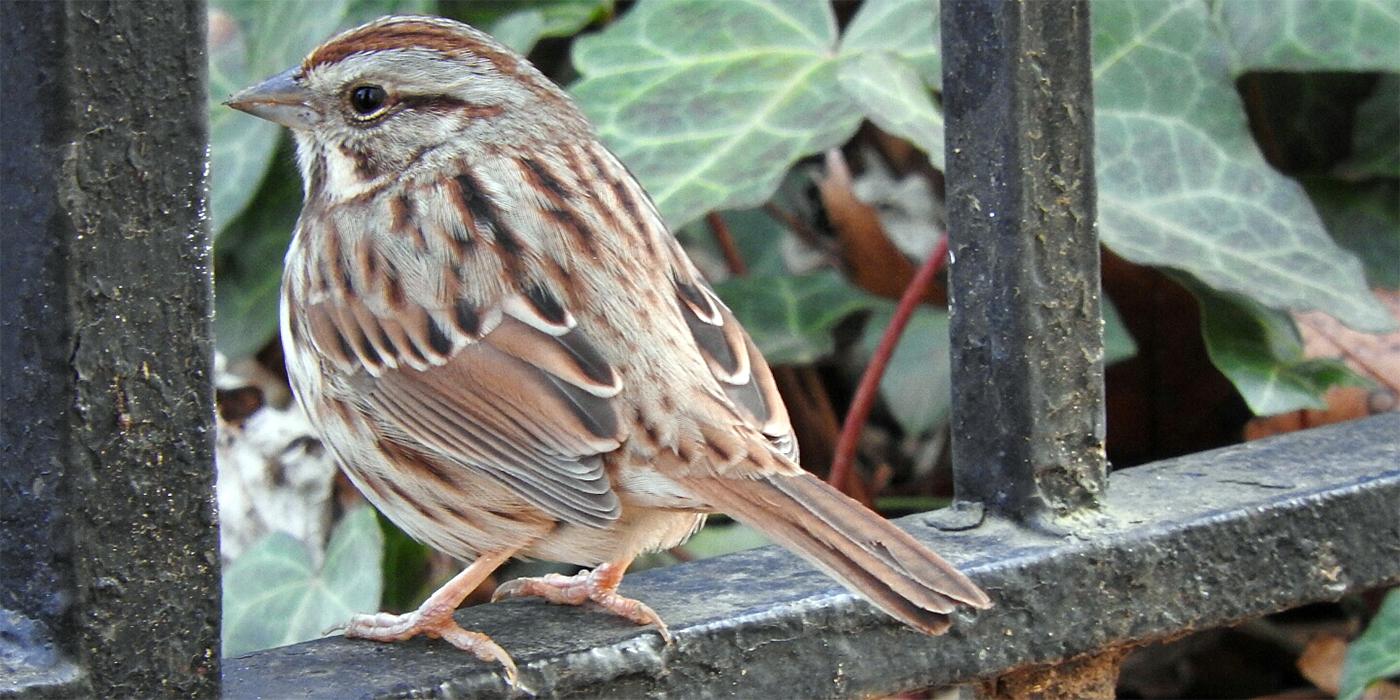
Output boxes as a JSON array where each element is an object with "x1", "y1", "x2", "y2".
[
  {"x1": 493, "y1": 558, "x2": 671, "y2": 642},
  {"x1": 343, "y1": 549, "x2": 519, "y2": 683}
]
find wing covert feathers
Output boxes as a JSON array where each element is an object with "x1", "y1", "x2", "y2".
[{"x1": 679, "y1": 471, "x2": 990, "y2": 634}]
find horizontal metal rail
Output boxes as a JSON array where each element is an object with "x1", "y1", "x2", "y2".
[{"x1": 224, "y1": 414, "x2": 1400, "y2": 699}]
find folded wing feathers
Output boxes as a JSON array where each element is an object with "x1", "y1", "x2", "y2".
[
  {"x1": 368, "y1": 337, "x2": 623, "y2": 526},
  {"x1": 371, "y1": 380, "x2": 618, "y2": 523}
]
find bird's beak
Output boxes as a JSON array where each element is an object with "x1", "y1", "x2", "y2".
[{"x1": 224, "y1": 67, "x2": 318, "y2": 130}]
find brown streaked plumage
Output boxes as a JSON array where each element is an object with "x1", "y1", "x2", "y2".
[{"x1": 226, "y1": 15, "x2": 989, "y2": 683}]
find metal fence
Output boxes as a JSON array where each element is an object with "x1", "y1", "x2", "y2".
[{"x1": 4, "y1": 1, "x2": 1396, "y2": 698}]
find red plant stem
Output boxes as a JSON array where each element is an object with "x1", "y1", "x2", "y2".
[
  {"x1": 706, "y1": 212, "x2": 749, "y2": 276},
  {"x1": 828, "y1": 234, "x2": 950, "y2": 491}
]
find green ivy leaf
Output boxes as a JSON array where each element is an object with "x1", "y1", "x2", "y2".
[
  {"x1": 570, "y1": 0, "x2": 862, "y2": 229},
  {"x1": 1093, "y1": 0, "x2": 1393, "y2": 333},
  {"x1": 678, "y1": 208, "x2": 795, "y2": 278},
  {"x1": 213, "y1": 150, "x2": 300, "y2": 359},
  {"x1": 858, "y1": 306, "x2": 952, "y2": 436},
  {"x1": 714, "y1": 271, "x2": 882, "y2": 365},
  {"x1": 342, "y1": 0, "x2": 438, "y2": 29},
  {"x1": 1212, "y1": 0, "x2": 1400, "y2": 73},
  {"x1": 837, "y1": 51, "x2": 945, "y2": 167},
  {"x1": 856, "y1": 298, "x2": 1136, "y2": 436},
  {"x1": 1338, "y1": 75, "x2": 1400, "y2": 180},
  {"x1": 842, "y1": 0, "x2": 942, "y2": 82},
  {"x1": 453, "y1": 0, "x2": 611, "y2": 54},
  {"x1": 838, "y1": 0, "x2": 944, "y2": 164},
  {"x1": 1339, "y1": 588, "x2": 1400, "y2": 700},
  {"x1": 1102, "y1": 296, "x2": 1140, "y2": 365},
  {"x1": 1181, "y1": 275, "x2": 1369, "y2": 415},
  {"x1": 222, "y1": 506, "x2": 384, "y2": 657},
  {"x1": 1305, "y1": 178, "x2": 1400, "y2": 290},
  {"x1": 208, "y1": 0, "x2": 350, "y2": 238}
]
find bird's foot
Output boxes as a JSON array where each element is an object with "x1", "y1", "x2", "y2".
[
  {"x1": 344, "y1": 607, "x2": 519, "y2": 684},
  {"x1": 341, "y1": 551, "x2": 521, "y2": 685},
  {"x1": 493, "y1": 561, "x2": 671, "y2": 643}
]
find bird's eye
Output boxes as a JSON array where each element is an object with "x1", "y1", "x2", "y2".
[{"x1": 348, "y1": 85, "x2": 388, "y2": 116}]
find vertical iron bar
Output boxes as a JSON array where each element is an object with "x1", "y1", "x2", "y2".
[
  {"x1": 1, "y1": 1, "x2": 218, "y2": 696},
  {"x1": 941, "y1": 0, "x2": 1106, "y2": 527}
]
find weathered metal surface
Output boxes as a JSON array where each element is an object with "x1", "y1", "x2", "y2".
[
  {"x1": 0, "y1": 1, "x2": 218, "y2": 697},
  {"x1": 224, "y1": 415, "x2": 1400, "y2": 699},
  {"x1": 942, "y1": 0, "x2": 1106, "y2": 525}
]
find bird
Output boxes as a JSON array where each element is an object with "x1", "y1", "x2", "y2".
[{"x1": 225, "y1": 14, "x2": 989, "y2": 682}]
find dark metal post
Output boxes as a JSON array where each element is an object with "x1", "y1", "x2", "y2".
[
  {"x1": 941, "y1": 0, "x2": 1106, "y2": 527},
  {"x1": 1, "y1": 1, "x2": 218, "y2": 697}
]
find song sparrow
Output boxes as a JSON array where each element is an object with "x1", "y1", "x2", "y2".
[{"x1": 226, "y1": 15, "x2": 989, "y2": 681}]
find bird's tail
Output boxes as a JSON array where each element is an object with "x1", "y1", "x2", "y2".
[{"x1": 680, "y1": 471, "x2": 990, "y2": 634}]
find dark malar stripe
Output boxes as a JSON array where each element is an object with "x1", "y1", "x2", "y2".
[
  {"x1": 454, "y1": 171, "x2": 522, "y2": 255},
  {"x1": 343, "y1": 144, "x2": 379, "y2": 180},
  {"x1": 323, "y1": 222, "x2": 354, "y2": 294},
  {"x1": 308, "y1": 152, "x2": 328, "y2": 198}
]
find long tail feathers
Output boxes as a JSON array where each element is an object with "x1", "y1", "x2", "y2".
[{"x1": 680, "y1": 472, "x2": 990, "y2": 635}]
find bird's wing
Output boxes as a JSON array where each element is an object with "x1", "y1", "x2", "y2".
[{"x1": 289, "y1": 173, "x2": 625, "y2": 529}]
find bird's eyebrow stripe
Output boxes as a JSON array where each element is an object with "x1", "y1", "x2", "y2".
[{"x1": 395, "y1": 94, "x2": 504, "y2": 119}]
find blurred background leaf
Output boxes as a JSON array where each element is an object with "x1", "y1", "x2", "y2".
[
  {"x1": 839, "y1": 0, "x2": 941, "y2": 84},
  {"x1": 222, "y1": 506, "x2": 384, "y2": 657},
  {"x1": 1093, "y1": 0, "x2": 1391, "y2": 333},
  {"x1": 208, "y1": 0, "x2": 351, "y2": 238},
  {"x1": 716, "y1": 271, "x2": 882, "y2": 365},
  {"x1": 1304, "y1": 178, "x2": 1400, "y2": 290},
  {"x1": 213, "y1": 149, "x2": 300, "y2": 359},
  {"x1": 1183, "y1": 275, "x2": 1370, "y2": 414},
  {"x1": 446, "y1": 0, "x2": 612, "y2": 54},
  {"x1": 857, "y1": 306, "x2": 951, "y2": 436},
  {"x1": 1338, "y1": 588, "x2": 1400, "y2": 700},
  {"x1": 1337, "y1": 75, "x2": 1400, "y2": 179},
  {"x1": 836, "y1": 52, "x2": 944, "y2": 167},
  {"x1": 1212, "y1": 0, "x2": 1400, "y2": 73},
  {"x1": 571, "y1": 0, "x2": 863, "y2": 228}
]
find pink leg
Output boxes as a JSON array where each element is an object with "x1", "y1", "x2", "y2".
[
  {"x1": 492, "y1": 559, "x2": 671, "y2": 642},
  {"x1": 343, "y1": 549, "x2": 519, "y2": 684}
]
